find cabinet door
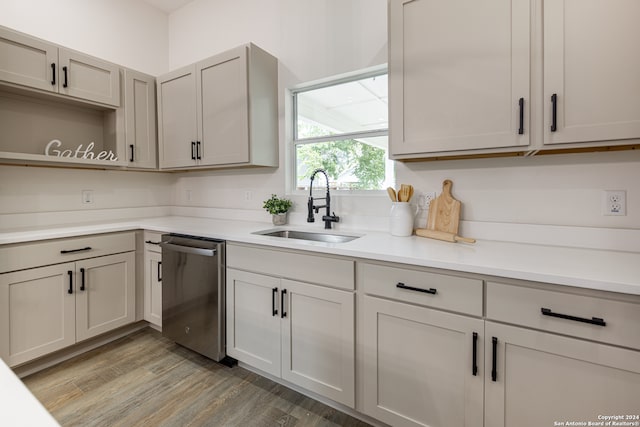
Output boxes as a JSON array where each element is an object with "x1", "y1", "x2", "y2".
[
  {"x1": 125, "y1": 69, "x2": 157, "y2": 169},
  {"x1": 544, "y1": 0, "x2": 640, "y2": 145},
  {"x1": 485, "y1": 321, "x2": 640, "y2": 427},
  {"x1": 361, "y1": 295, "x2": 484, "y2": 427},
  {"x1": 281, "y1": 279, "x2": 355, "y2": 407},
  {"x1": 0, "y1": 27, "x2": 58, "y2": 93},
  {"x1": 389, "y1": 0, "x2": 530, "y2": 156},
  {"x1": 58, "y1": 49, "x2": 120, "y2": 107},
  {"x1": 196, "y1": 45, "x2": 250, "y2": 166},
  {"x1": 226, "y1": 269, "x2": 281, "y2": 376},
  {"x1": 0, "y1": 263, "x2": 75, "y2": 367},
  {"x1": 144, "y1": 250, "x2": 162, "y2": 328},
  {"x1": 157, "y1": 65, "x2": 198, "y2": 169},
  {"x1": 75, "y1": 252, "x2": 135, "y2": 341}
]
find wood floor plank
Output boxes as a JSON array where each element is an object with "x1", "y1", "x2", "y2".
[{"x1": 22, "y1": 328, "x2": 372, "y2": 427}]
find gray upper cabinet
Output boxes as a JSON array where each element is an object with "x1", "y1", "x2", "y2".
[
  {"x1": 389, "y1": 0, "x2": 531, "y2": 158},
  {"x1": 0, "y1": 26, "x2": 120, "y2": 108},
  {"x1": 124, "y1": 69, "x2": 157, "y2": 169},
  {"x1": 157, "y1": 43, "x2": 278, "y2": 170}
]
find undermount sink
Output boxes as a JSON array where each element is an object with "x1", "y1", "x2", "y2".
[{"x1": 253, "y1": 229, "x2": 360, "y2": 244}]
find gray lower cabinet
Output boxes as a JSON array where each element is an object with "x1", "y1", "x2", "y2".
[
  {"x1": 157, "y1": 43, "x2": 278, "y2": 170},
  {"x1": 485, "y1": 321, "x2": 640, "y2": 427},
  {"x1": 0, "y1": 233, "x2": 136, "y2": 367},
  {"x1": 226, "y1": 243, "x2": 355, "y2": 407},
  {"x1": 361, "y1": 295, "x2": 484, "y2": 427},
  {"x1": 0, "y1": 25, "x2": 120, "y2": 107}
]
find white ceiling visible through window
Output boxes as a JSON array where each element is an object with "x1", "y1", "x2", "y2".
[{"x1": 297, "y1": 74, "x2": 388, "y2": 138}]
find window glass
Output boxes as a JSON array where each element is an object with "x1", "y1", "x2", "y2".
[{"x1": 293, "y1": 71, "x2": 390, "y2": 191}]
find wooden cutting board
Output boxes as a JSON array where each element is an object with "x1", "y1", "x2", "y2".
[{"x1": 427, "y1": 179, "x2": 461, "y2": 235}]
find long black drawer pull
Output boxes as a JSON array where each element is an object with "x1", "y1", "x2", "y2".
[
  {"x1": 281, "y1": 289, "x2": 287, "y2": 318},
  {"x1": 157, "y1": 262, "x2": 162, "y2": 282},
  {"x1": 51, "y1": 63, "x2": 56, "y2": 85},
  {"x1": 272, "y1": 287, "x2": 278, "y2": 317},
  {"x1": 550, "y1": 93, "x2": 557, "y2": 132},
  {"x1": 191, "y1": 141, "x2": 196, "y2": 160},
  {"x1": 472, "y1": 332, "x2": 478, "y2": 376},
  {"x1": 196, "y1": 141, "x2": 202, "y2": 160},
  {"x1": 518, "y1": 97, "x2": 524, "y2": 135},
  {"x1": 129, "y1": 144, "x2": 135, "y2": 162},
  {"x1": 80, "y1": 268, "x2": 86, "y2": 291},
  {"x1": 541, "y1": 307, "x2": 606, "y2": 326},
  {"x1": 396, "y1": 282, "x2": 437, "y2": 295},
  {"x1": 145, "y1": 240, "x2": 161, "y2": 245},
  {"x1": 491, "y1": 337, "x2": 497, "y2": 382},
  {"x1": 68, "y1": 270, "x2": 73, "y2": 294},
  {"x1": 62, "y1": 66, "x2": 68, "y2": 88},
  {"x1": 60, "y1": 246, "x2": 92, "y2": 254}
]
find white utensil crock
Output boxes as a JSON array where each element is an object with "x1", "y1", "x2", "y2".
[{"x1": 390, "y1": 202, "x2": 415, "y2": 236}]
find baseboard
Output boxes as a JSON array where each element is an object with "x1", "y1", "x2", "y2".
[{"x1": 13, "y1": 321, "x2": 149, "y2": 378}]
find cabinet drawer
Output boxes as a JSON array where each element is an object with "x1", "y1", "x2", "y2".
[
  {"x1": 143, "y1": 231, "x2": 163, "y2": 253},
  {"x1": 358, "y1": 262, "x2": 483, "y2": 316},
  {"x1": 486, "y1": 281, "x2": 640, "y2": 350},
  {"x1": 227, "y1": 243, "x2": 354, "y2": 290},
  {"x1": 0, "y1": 232, "x2": 135, "y2": 273}
]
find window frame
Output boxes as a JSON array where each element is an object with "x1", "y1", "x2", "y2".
[{"x1": 290, "y1": 65, "x2": 390, "y2": 195}]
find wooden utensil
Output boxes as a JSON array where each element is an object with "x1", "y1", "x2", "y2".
[
  {"x1": 398, "y1": 184, "x2": 413, "y2": 203},
  {"x1": 415, "y1": 228, "x2": 476, "y2": 243},
  {"x1": 427, "y1": 180, "x2": 461, "y2": 235},
  {"x1": 387, "y1": 187, "x2": 397, "y2": 202}
]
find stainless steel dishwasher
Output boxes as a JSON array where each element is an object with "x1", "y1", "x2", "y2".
[{"x1": 160, "y1": 234, "x2": 226, "y2": 362}]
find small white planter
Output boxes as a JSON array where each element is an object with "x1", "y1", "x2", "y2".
[{"x1": 272, "y1": 213, "x2": 288, "y2": 226}]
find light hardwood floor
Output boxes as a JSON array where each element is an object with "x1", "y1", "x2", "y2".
[{"x1": 23, "y1": 328, "x2": 372, "y2": 427}]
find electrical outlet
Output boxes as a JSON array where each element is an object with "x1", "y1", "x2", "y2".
[
  {"x1": 422, "y1": 191, "x2": 437, "y2": 210},
  {"x1": 244, "y1": 190, "x2": 252, "y2": 201},
  {"x1": 602, "y1": 190, "x2": 626, "y2": 216},
  {"x1": 81, "y1": 190, "x2": 93, "y2": 204}
]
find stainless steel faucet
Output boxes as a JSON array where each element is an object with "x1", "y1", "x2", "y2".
[{"x1": 307, "y1": 168, "x2": 339, "y2": 229}]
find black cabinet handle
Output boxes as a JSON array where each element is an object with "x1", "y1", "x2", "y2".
[
  {"x1": 541, "y1": 307, "x2": 606, "y2": 327},
  {"x1": 191, "y1": 141, "x2": 196, "y2": 160},
  {"x1": 60, "y1": 246, "x2": 91, "y2": 254},
  {"x1": 491, "y1": 337, "x2": 498, "y2": 382},
  {"x1": 129, "y1": 144, "x2": 134, "y2": 162},
  {"x1": 51, "y1": 63, "x2": 56, "y2": 85},
  {"x1": 472, "y1": 332, "x2": 478, "y2": 376},
  {"x1": 68, "y1": 270, "x2": 73, "y2": 294},
  {"x1": 196, "y1": 141, "x2": 201, "y2": 160},
  {"x1": 281, "y1": 289, "x2": 287, "y2": 318},
  {"x1": 518, "y1": 97, "x2": 524, "y2": 135},
  {"x1": 550, "y1": 93, "x2": 557, "y2": 132},
  {"x1": 145, "y1": 240, "x2": 161, "y2": 245},
  {"x1": 396, "y1": 282, "x2": 437, "y2": 295},
  {"x1": 62, "y1": 66, "x2": 68, "y2": 88},
  {"x1": 272, "y1": 287, "x2": 278, "y2": 317},
  {"x1": 80, "y1": 267, "x2": 86, "y2": 291},
  {"x1": 157, "y1": 262, "x2": 162, "y2": 282}
]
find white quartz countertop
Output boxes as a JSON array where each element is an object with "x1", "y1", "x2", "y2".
[
  {"x1": 0, "y1": 358, "x2": 59, "y2": 426},
  {"x1": 1, "y1": 216, "x2": 639, "y2": 296}
]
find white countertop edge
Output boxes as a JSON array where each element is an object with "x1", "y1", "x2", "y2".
[
  {"x1": 1, "y1": 216, "x2": 639, "y2": 296},
  {"x1": 0, "y1": 358, "x2": 60, "y2": 427}
]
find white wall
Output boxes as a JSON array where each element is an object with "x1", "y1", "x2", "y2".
[
  {"x1": 167, "y1": 0, "x2": 639, "y2": 232},
  {"x1": 168, "y1": 0, "x2": 389, "y2": 224},
  {"x1": 1, "y1": 0, "x2": 169, "y2": 75},
  {"x1": 0, "y1": 0, "x2": 173, "y2": 230}
]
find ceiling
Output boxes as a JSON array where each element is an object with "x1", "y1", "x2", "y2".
[{"x1": 142, "y1": 0, "x2": 194, "y2": 13}]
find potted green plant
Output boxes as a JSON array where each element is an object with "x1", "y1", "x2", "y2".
[{"x1": 263, "y1": 194, "x2": 293, "y2": 225}]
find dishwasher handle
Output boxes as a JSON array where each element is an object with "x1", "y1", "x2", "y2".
[{"x1": 159, "y1": 242, "x2": 217, "y2": 257}]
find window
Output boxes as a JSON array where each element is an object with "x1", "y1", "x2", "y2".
[{"x1": 292, "y1": 69, "x2": 392, "y2": 191}]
